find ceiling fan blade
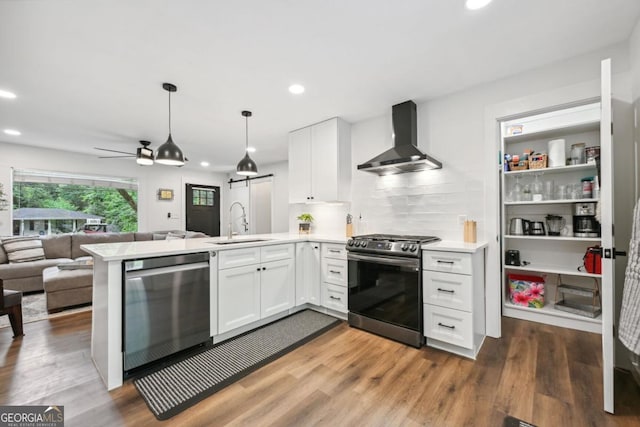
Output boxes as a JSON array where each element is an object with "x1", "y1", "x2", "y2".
[
  {"x1": 94, "y1": 147, "x2": 136, "y2": 155},
  {"x1": 98, "y1": 155, "x2": 136, "y2": 159}
]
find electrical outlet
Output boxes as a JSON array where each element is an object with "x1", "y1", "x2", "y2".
[{"x1": 458, "y1": 215, "x2": 467, "y2": 225}]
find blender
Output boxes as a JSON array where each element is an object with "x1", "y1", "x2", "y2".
[{"x1": 546, "y1": 214, "x2": 566, "y2": 236}]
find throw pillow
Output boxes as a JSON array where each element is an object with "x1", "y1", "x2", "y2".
[
  {"x1": 2, "y1": 236, "x2": 46, "y2": 263},
  {"x1": 165, "y1": 232, "x2": 186, "y2": 240}
]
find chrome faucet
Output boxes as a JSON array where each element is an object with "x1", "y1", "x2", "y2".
[{"x1": 228, "y1": 201, "x2": 248, "y2": 239}]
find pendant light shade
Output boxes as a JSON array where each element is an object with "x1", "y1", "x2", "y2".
[
  {"x1": 155, "y1": 83, "x2": 185, "y2": 166},
  {"x1": 236, "y1": 110, "x2": 258, "y2": 176},
  {"x1": 136, "y1": 140, "x2": 154, "y2": 166}
]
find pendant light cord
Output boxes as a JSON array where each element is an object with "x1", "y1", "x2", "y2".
[
  {"x1": 168, "y1": 91, "x2": 172, "y2": 134},
  {"x1": 245, "y1": 115, "x2": 249, "y2": 150}
]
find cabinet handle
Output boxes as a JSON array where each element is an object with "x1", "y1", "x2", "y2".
[
  {"x1": 329, "y1": 296, "x2": 341, "y2": 300},
  {"x1": 436, "y1": 260, "x2": 455, "y2": 264},
  {"x1": 256, "y1": 268, "x2": 261, "y2": 271},
  {"x1": 329, "y1": 270, "x2": 341, "y2": 274},
  {"x1": 262, "y1": 267, "x2": 266, "y2": 270},
  {"x1": 314, "y1": 246, "x2": 319, "y2": 249},
  {"x1": 437, "y1": 288, "x2": 455, "y2": 294},
  {"x1": 437, "y1": 322, "x2": 455, "y2": 330},
  {"x1": 329, "y1": 249, "x2": 340, "y2": 253}
]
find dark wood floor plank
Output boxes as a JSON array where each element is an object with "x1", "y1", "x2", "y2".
[{"x1": 2, "y1": 311, "x2": 640, "y2": 427}]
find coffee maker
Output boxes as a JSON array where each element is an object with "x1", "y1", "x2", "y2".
[{"x1": 573, "y1": 202, "x2": 600, "y2": 237}]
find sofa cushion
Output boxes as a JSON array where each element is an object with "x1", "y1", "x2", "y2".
[
  {"x1": 0, "y1": 258, "x2": 72, "y2": 280},
  {"x1": 43, "y1": 266, "x2": 93, "y2": 292},
  {"x1": 1, "y1": 236, "x2": 46, "y2": 263},
  {"x1": 41, "y1": 234, "x2": 72, "y2": 259},
  {"x1": 0, "y1": 240, "x2": 7, "y2": 264},
  {"x1": 134, "y1": 232, "x2": 153, "y2": 241}
]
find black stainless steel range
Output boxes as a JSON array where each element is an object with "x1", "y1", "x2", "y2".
[{"x1": 347, "y1": 234, "x2": 440, "y2": 348}]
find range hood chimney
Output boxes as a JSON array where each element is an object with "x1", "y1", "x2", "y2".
[{"x1": 357, "y1": 100, "x2": 442, "y2": 175}]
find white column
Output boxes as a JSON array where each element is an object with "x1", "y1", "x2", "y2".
[
  {"x1": 47, "y1": 220, "x2": 52, "y2": 235},
  {"x1": 19, "y1": 220, "x2": 24, "y2": 236}
]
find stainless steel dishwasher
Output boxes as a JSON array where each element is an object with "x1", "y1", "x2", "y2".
[{"x1": 123, "y1": 252, "x2": 211, "y2": 372}]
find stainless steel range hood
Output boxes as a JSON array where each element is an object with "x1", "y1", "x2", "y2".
[{"x1": 357, "y1": 100, "x2": 442, "y2": 175}]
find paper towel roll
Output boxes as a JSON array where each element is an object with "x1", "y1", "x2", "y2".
[{"x1": 548, "y1": 139, "x2": 566, "y2": 167}]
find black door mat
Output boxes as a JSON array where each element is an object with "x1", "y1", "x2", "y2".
[
  {"x1": 134, "y1": 309, "x2": 341, "y2": 420},
  {"x1": 504, "y1": 415, "x2": 537, "y2": 427}
]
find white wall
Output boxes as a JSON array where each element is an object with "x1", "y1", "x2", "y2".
[
  {"x1": 0, "y1": 141, "x2": 226, "y2": 235},
  {"x1": 630, "y1": 17, "x2": 640, "y2": 101}
]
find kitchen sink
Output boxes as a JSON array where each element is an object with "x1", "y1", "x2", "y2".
[{"x1": 206, "y1": 239, "x2": 272, "y2": 245}]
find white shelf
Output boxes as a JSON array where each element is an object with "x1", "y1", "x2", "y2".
[
  {"x1": 504, "y1": 163, "x2": 597, "y2": 176},
  {"x1": 504, "y1": 235, "x2": 601, "y2": 242},
  {"x1": 505, "y1": 198, "x2": 598, "y2": 206},
  {"x1": 505, "y1": 263, "x2": 601, "y2": 278},
  {"x1": 503, "y1": 121, "x2": 600, "y2": 144},
  {"x1": 503, "y1": 301, "x2": 602, "y2": 334}
]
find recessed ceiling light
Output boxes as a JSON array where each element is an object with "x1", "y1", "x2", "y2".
[
  {"x1": 4, "y1": 129, "x2": 21, "y2": 136},
  {"x1": 0, "y1": 89, "x2": 17, "y2": 99},
  {"x1": 246, "y1": 146, "x2": 256, "y2": 153},
  {"x1": 465, "y1": 0, "x2": 492, "y2": 10},
  {"x1": 288, "y1": 84, "x2": 305, "y2": 95},
  {"x1": 200, "y1": 161, "x2": 210, "y2": 167}
]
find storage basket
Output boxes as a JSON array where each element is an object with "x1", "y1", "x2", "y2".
[
  {"x1": 529, "y1": 153, "x2": 548, "y2": 169},
  {"x1": 508, "y1": 273, "x2": 545, "y2": 308},
  {"x1": 508, "y1": 160, "x2": 528, "y2": 171}
]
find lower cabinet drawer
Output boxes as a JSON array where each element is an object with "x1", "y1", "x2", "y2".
[
  {"x1": 322, "y1": 283, "x2": 348, "y2": 313},
  {"x1": 424, "y1": 304, "x2": 473, "y2": 349},
  {"x1": 322, "y1": 259, "x2": 348, "y2": 286},
  {"x1": 423, "y1": 270, "x2": 472, "y2": 312}
]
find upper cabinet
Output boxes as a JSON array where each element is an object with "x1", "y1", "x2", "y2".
[{"x1": 288, "y1": 117, "x2": 351, "y2": 203}]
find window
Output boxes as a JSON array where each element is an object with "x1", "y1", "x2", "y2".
[
  {"x1": 12, "y1": 169, "x2": 138, "y2": 235},
  {"x1": 192, "y1": 188, "x2": 214, "y2": 206}
]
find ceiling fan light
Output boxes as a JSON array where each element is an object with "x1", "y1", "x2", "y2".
[
  {"x1": 237, "y1": 153, "x2": 258, "y2": 176},
  {"x1": 136, "y1": 146, "x2": 154, "y2": 165},
  {"x1": 155, "y1": 133, "x2": 185, "y2": 166}
]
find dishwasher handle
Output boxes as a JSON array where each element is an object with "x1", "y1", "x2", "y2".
[
  {"x1": 125, "y1": 262, "x2": 209, "y2": 279},
  {"x1": 125, "y1": 252, "x2": 209, "y2": 271}
]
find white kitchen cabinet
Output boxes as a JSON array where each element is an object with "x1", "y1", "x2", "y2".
[
  {"x1": 218, "y1": 244, "x2": 295, "y2": 334},
  {"x1": 288, "y1": 117, "x2": 351, "y2": 203},
  {"x1": 320, "y1": 242, "x2": 348, "y2": 313},
  {"x1": 423, "y1": 248, "x2": 485, "y2": 359},
  {"x1": 260, "y1": 258, "x2": 295, "y2": 318},
  {"x1": 295, "y1": 242, "x2": 321, "y2": 306},
  {"x1": 218, "y1": 264, "x2": 261, "y2": 333}
]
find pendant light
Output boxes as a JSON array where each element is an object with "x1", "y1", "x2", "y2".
[
  {"x1": 236, "y1": 110, "x2": 258, "y2": 176},
  {"x1": 155, "y1": 83, "x2": 185, "y2": 166},
  {"x1": 136, "y1": 140, "x2": 154, "y2": 166}
]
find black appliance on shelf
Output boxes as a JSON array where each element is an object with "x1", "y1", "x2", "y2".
[{"x1": 346, "y1": 234, "x2": 440, "y2": 348}]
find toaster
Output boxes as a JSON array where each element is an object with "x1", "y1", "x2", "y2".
[{"x1": 505, "y1": 250, "x2": 521, "y2": 266}]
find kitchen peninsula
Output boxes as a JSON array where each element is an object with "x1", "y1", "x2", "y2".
[{"x1": 81, "y1": 233, "x2": 347, "y2": 390}]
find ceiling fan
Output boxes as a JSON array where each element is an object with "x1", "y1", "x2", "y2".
[{"x1": 95, "y1": 141, "x2": 155, "y2": 165}]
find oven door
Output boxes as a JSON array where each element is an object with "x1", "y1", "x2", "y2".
[{"x1": 347, "y1": 252, "x2": 421, "y2": 331}]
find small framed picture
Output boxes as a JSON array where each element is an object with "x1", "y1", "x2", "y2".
[{"x1": 158, "y1": 188, "x2": 174, "y2": 201}]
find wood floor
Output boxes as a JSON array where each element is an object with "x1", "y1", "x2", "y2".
[{"x1": 1, "y1": 312, "x2": 640, "y2": 427}]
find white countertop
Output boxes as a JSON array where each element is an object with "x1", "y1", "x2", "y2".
[
  {"x1": 81, "y1": 233, "x2": 348, "y2": 261},
  {"x1": 421, "y1": 240, "x2": 489, "y2": 253}
]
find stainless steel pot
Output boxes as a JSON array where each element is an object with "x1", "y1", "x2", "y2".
[{"x1": 529, "y1": 221, "x2": 546, "y2": 236}]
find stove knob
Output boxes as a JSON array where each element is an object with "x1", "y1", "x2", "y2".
[
  {"x1": 401, "y1": 243, "x2": 409, "y2": 251},
  {"x1": 347, "y1": 239, "x2": 354, "y2": 246},
  {"x1": 409, "y1": 244, "x2": 417, "y2": 252},
  {"x1": 354, "y1": 240, "x2": 362, "y2": 247},
  {"x1": 361, "y1": 241, "x2": 368, "y2": 248}
]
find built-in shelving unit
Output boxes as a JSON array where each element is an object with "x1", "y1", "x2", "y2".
[{"x1": 500, "y1": 100, "x2": 604, "y2": 333}]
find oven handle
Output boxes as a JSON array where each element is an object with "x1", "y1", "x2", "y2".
[{"x1": 347, "y1": 253, "x2": 419, "y2": 268}]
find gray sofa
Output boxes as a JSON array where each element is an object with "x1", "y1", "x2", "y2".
[{"x1": 0, "y1": 230, "x2": 208, "y2": 293}]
